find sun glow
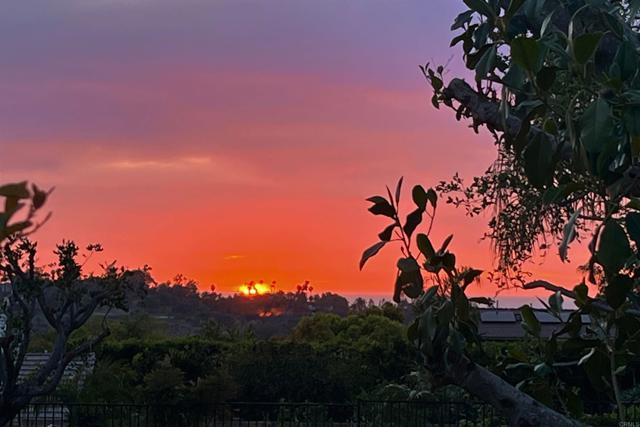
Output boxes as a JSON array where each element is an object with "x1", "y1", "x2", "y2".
[{"x1": 238, "y1": 280, "x2": 275, "y2": 297}]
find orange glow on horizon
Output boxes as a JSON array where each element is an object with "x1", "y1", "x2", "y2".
[
  {"x1": 2, "y1": 0, "x2": 588, "y2": 305},
  {"x1": 238, "y1": 281, "x2": 274, "y2": 297}
]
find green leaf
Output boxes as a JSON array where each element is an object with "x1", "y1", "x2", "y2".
[
  {"x1": 605, "y1": 274, "x2": 632, "y2": 309},
  {"x1": 597, "y1": 220, "x2": 632, "y2": 274},
  {"x1": 403, "y1": 208, "x2": 423, "y2": 238},
  {"x1": 419, "y1": 308, "x2": 437, "y2": 355},
  {"x1": 442, "y1": 252, "x2": 456, "y2": 272},
  {"x1": 572, "y1": 32, "x2": 603, "y2": 65},
  {"x1": 452, "y1": 284, "x2": 470, "y2": 321},
  {"x1": 394, "y1": 177, "x2": 403, "y2": 204},
  {"x1": 368, "y1": 200, "x2": 396, "y2": 218},
  {"x1": 450, "y1": 31, "x2": 470, "y2": 48},
  {"x1": 505, "y1": 0, "x2": 526, "y2": 19},
  {"x1": 366, "y1": 195, "x2": 387, "y2": 204},
  {"x1": 3, "y1": 196, "x2": 21, "y2": 217},
  {"x1": 475, "y1": 44, "x2": 497, "y2": 80},
  {"x1": 359, "y1": 241, "x2": 386, "y2": 270},
  {"x1": 461, "y1": 268, "x2": 483, "y2": 286},
  {"x1": 625, "y1": 212, "x2": 640, "y2": 248},
  {"x1": 422, "y1": 285, "x2": 438, "y2": 303},
  {"x1": 416, "y1": 233, "x2": 435, "y2": 259},
  {"x1": 580, "y1": 97, "x2": 613, "y2": 153},
  {"x1": 451, "y1": 10, "x2": 474, "y2": 30},
  {"x1": 412, "y1": 185, "x2": 428, "y2": 210},
  {"x1": 614, "y1": 41, "x2": 638, "y2": 82},
  {"x1": 397, "y1": 257, "x2": 420, "y2": 273},
  {"x1": 511, "y1": 37, "x2": 541, "y2": 73},
  {"x1": 439, "y1": 235, "x2": 454, "y2": 254},
  {"x1": 540, "y1": 11, "x2": 556, "y2": 36},
  {"x1": 436, "y1": 300, "x2": 454, "y2": 325},
  {"x1": 523, "y1": 132, "x2": 555, "y2": 189},
  {"x1": 556, "y1": 312, "x2": 582, "y2": 338},
  {"x1": 0, "y1": 182, "x2": 30, "y2": 199},
  {"x1": 396, "y1": 269, "x2": 424, "y2": 299},
  {"x1": 548, "y1": 291, "x2": 563, "y2": 313},
  {"x1": 574, "y1": 282, "x2": 588, "y2": 307},
  {"x1": 31, "y1": 184, "x2": 48, "y2": 210},
  {"x1": 426, "y1": 189, "x2": 437, "y2": 208},
  {"x1": 462, "y1": 0, "x2": 495, "y2": 18},
  {"x1": 502, "y1": 64, "x2": 525, "y2": 91},
  {"x1": 378, "y1": 224, "x2": 396, "y2": 242},
  {"x1": 536, "y1": 66, "x2": 556, "y2": 92},
  {"x1": 520, "y1": 305, "x2": 541, "y2": 336},
  {"x1": 559, "y1": 209, "x2": 580, "y2": 262},
  {"x1": 466, "y1": 44, "x2": 494, "y2": 70},
  {"x1": 626, "y1": 198, "x2": 640, "y2": 211}
]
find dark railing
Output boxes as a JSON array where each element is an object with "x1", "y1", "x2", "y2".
[
  {"x1": 10, "y1": 401, "x2": 507, "y2": 427},
  {"x1": 11, "y1": 399, "x2": 640, "y2": 427}
]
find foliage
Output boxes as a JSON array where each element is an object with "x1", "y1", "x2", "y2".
[
  {"x1": 349, "y1": 298, "x2": 406, "y2": 322},
  {"x1": 142, "y1": 362, "x2": 186, "y2": 404},
  {"x1": 67, "y1": 310, "x2": 414, "y2": 405},
  {"x1": 362, "y1": 179, "x2": 585, "y2": 426},
  {"x1": 231, "y1": 314, "x2": 413, "y2": 402},
  {"x1": 428, "y1": 0, "x2": 640, "y2": 283},
  {"x1": 140, "y1": 279, "x2": 352, "y2": 337},
  {"x1": 77, "y1": 362, "x2": 138, "y2": 403},
  {"x1": 361, "y1": 179, "x2": 488, "y2": 376},
  {"x1": 0, "y1": 181, "x2": 150, "y2": 424},
  {"x1": 0, "y1": 240, "x2": 148, "y2": 418},
  {"x1": 0, "y1": 181, "x2": 50, "y2": 242},
  {"x1": 361, "y1": 0, "x2": 640, "y2": 424}
]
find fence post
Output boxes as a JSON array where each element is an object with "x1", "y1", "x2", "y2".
[{"x1": 356, "y1": 401, "x2": 360, "y2": 427}]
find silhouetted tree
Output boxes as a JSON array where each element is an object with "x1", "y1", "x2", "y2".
[
  {"x1": 0, "y1": 182, "x2": 149, "y2": 425},
  {"x1": 361, "y1": 1, "x2": 640, "y2": 424}
]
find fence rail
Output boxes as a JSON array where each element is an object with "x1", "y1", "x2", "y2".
[
  {"x1": 10, "y1": 401, "x2": 506, "y2": 427},
  {"x1": 11, "y1": 399, "x2": 640, "y2": 427}
]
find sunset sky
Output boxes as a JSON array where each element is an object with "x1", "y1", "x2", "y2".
[{"x1": 1, "y1": 0, "x2": 586, "y2": 300}]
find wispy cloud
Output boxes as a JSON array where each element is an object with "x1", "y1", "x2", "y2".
[
  {"x1": 104, "y1": 156, "x2": 212, "y2": 171},
  {"x1": 98, "y1": 154, "x2": 271, "y2": 186},
  {"x1": 223, "y1": 254, "x2": 246, "y2": 261}
]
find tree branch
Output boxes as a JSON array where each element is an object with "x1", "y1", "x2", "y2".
[
  {"x1": 26, "y1": 328, "x2": 109, "y2": 398},
  {"x1": 524, "y1": 280, "x2": 640, "y2": 317},
  {"x1": 443, "y1": 353, "x2": 584, "y2": 426},
  {"x1": 442, "y1": 78, "x2": 567, "y2": 153},
  {"x1": 442, "y1": 78, "x2": 640, "y2": 196}
]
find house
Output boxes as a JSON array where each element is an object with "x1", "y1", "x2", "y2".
[
  {"x1": 478, "y1": 308, "x2": 590, "y2": 340},
  {"x1": 18, "y1": 352, "x2": 96, "y2": 389}
]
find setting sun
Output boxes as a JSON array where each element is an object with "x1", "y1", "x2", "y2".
[
  {"x1": 2, "y1": 0, "x2": 636, "y2": 424},
  {"x1": 238, "y1": 281, "x2": 274, "y2": 296}
]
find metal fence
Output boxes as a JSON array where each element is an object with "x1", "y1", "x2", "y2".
[
  {"x1": 10, "y1": 401, "x2": 506, "y2": 427},
  {"x1": 13, "y1": 400, "x2": 640, "y2": 427}
]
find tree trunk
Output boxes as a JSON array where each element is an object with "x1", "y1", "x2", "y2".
[{"x1": 445, "y1": 355, "x2": 585, "y2": 427}]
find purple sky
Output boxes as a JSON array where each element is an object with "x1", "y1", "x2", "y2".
[{"x1": 0, "y1": 0, "x2": 584, "y2": 297}]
